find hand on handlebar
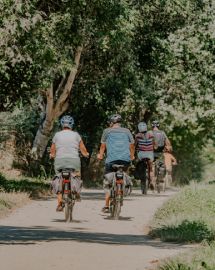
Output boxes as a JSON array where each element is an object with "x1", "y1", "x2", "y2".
[
  {"x1": 130, "y1": 155, "x2": 135, "y2": 161},
  {"x1": 97, "y1": 153, "x2": 103, "y2": 160}
]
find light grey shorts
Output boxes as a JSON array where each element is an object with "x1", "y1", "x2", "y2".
[
  {"x1": 137, "y1": 151, "x2": 154, "y2": 162},
  {"x1": 54, "y1": 157, "x2": 81, "y2": 174}
]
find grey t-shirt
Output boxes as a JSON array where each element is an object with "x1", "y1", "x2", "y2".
[{"x1": 52, "y1": 130, "x2": 81, "y2": 159}]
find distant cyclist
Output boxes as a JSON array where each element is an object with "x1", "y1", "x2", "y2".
[
  {"x1": 151, "y1": 120, "x2": 172, "y2": 158},
  {"x1": 151, "y1": 120, "x2": 172, "y2": 190},
  {"x1": 163, "y1": 147, "x2": 177, "y2": 187},
  {"x1": 50, "y1": 115, "x2": 89, "y2": 211},
  {"x1": 135, "y1": 122, "x2": 156, "y2": 188},
  {"x1": 97, "y1": 114, "x2": 134, "y2": 213}
]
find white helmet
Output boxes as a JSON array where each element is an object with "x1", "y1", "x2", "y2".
[
  {"x1": 60, "y1": 115, "x2": 74, "y2": 129},
  {"x1": 138, "y1": 122, "x2": 147, "y2": 133}
]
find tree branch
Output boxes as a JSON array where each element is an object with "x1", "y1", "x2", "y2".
[{"x1": 54, "y1": 46, "x2": 83, "y2": 114}]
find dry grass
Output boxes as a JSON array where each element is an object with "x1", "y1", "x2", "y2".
[{"x1": 0, "y1": 192, "x2": 29, "y2": 218}]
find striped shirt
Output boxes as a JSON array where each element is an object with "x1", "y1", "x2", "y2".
[
  {"x1": 135, "y1": 132, "x2": 154, "y2": 152},
  {"x1": 101, "y1": 126, "x2": 134, "y2": 163}
]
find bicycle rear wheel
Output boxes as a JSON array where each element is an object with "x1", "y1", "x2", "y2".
[{"x1": 113, "y1": 200, "x2": 121, "y2": 220}]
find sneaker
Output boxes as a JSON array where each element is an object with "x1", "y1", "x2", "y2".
[{"x1": 102, "y1": 206, "x2": 110, "y2": 213}]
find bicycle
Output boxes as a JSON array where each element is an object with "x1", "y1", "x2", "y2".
[
  {"x1": 61, "y1": 169, "x2": 79, "y2": 222},
  {"x1": 109, "y1": 164, "x2": 130, "y2": 220},
  {"x1": 135, "y1": 158, "x2": 150, "y2": 195},
  {"x1": 154, "y1": 158, "x2": 166, "y2": 193}
]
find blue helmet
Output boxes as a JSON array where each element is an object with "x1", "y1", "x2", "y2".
[
  {"x1": 60, "y1": 115, "x2": 74, "y2": 129},
  {"x1": 138, "y1": 122, "x2": 147, "y2": 133}
]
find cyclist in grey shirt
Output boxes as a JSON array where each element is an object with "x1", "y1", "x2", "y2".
[{"x1": 50, "y1": 115, "x2": 89, "y2": 211}]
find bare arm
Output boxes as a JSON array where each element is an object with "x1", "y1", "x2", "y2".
[
  {"x1": 50, "y1": 143, "x2": 56, "y2": 159},
  {"x1": 79, "y1": 140, "x2": 89, "y2": 157},
  {"x1": 97, "y1": 143, "x2": 106, "y2": 160},
  {"x1": 165, "y1": 137, "x2": 172, "y2": 152},
  {"x1": 130, "y1": 143, "x2": 135, "y2": 160},
  {"x1": 171, "y1": 155, "x2": 177, "y2": 165}
]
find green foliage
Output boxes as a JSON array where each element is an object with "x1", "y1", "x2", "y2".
[
  {"x1": 0, "y1": 173, "x2": 50, "y2": 197},
  {"x1": 152, "y1": 220, "x2": 213, "y2": 242},
  {"x1": 0, "y1": 0, "x2": 215, "y2": 181},
  {"x1": 150, "y1": 183, "x2": 215, "y2": 242}
]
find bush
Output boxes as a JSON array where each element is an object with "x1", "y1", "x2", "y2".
[{"x1": 0, "y1": 173, "x2": 50, "y2": 197}]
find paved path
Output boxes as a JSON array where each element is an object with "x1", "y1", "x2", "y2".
[{"x1": 0, "y1": 189, "x2": 191, "y2": 270}]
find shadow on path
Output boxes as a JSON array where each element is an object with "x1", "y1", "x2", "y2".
[{"x1": 0, "y1": 225, "x2": 188, "y2": 250}]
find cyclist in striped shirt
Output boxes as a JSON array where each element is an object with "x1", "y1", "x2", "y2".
[{"x1": 135, "y1": 122, "x2": 156, "y2": 187}]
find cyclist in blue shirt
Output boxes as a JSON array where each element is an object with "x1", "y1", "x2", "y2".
[{"x1": 97, "y1": 114, "x2": 134, "y2": 212}]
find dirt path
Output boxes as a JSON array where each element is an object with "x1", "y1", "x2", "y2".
[{"x1": 0, "y1": 189, "x2": 191, "y2": 270}]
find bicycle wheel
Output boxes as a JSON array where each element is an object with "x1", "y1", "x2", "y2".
[
  {"x1": 138, "y1": 160, "x2": 148, "y2": 194},
  {"x1": 64, "y1": 195, "x2": 75, "y2": 222},
  {"x1": 113, "y1": 200, "x2": 121, "y2": 220},
  {"x1": 141, "y1": 178, "x2": 148, "y2": 194}
]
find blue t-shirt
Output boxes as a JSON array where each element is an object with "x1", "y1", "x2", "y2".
[{"x1": 101, "y1": 127, "x2": 134, "y2": 163}]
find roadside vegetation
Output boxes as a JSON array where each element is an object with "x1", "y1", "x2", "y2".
[
  {"x1": 150, "y1": 183, "x2": 215, "y2": 242},
  {"x1": 0, "y1": 173, "x2": 50, "y2": 198},
  {"x1": 0, "y1": 192, "x2": 29, "y2": 218},
  {"x1": 0, "y1": 173, "x2": 51, "y2": 218},
  {"x1": 150, "y1": 183, "x2": 215, "y2": 269},
  {"x1": 158, "y1": 242, "x2": 215, "y2": 270}
]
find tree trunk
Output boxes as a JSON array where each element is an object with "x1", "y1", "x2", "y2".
[{"x1": 31, "y1": 46, "x2": 83, "y2": 159}]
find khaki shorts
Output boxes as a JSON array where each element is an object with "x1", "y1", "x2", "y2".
[{"x1": 54, "y1": 157, "x2": 81, "y2": 174}]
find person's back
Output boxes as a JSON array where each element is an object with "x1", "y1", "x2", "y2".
[
  {"x1": 135, "y1": 131, "x2": 154, "y2": 153},
  {"x1": 151, "y1": 120, "x2": 172, "y2": 156},
  {"x1": 102, "y1": 126, "x2": 133, "y2": 164},
  {"x1": 50, "y1": 115, "x2": 89, "y2": 211},
  {"x1": 53, "y1": 129, "x2": 81, "y2": 159},
  {"x1": 97, "y1": 114, "x2": 134, "y2": 212},
  {"x1": 135, "y1": 122, "x2": 154, "y2": 190}
]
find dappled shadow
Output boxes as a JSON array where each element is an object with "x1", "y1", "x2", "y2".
[
  {"x1": 0, "y1": 225, "x2": 190, "y2": 250},
  {"x1": 104, "y1": 216, "x2": 133, "y2": 221},
  {"x1": 130, "y1": 192, "x2": 176, "y2": 198},
  {"x1": 51, "y1": 219, "x2": 87, "y2": 224},
  {"x1": 81, "y1": 192, "x2": 104, "y2": 201}
]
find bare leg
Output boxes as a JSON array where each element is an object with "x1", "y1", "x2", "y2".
[
  {"x1": 105, "y1": 193, "x2": 110, "y2": 207},
  {"x1": 57, "y1": 193, "x2": 62, "y2": 206}
]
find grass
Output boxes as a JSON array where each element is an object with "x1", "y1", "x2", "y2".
[
  {"x1": 0, "y1": 173, "x2": 51, "y2": 198},
  {"x1": 158, "y1": 242, "x2": 215, "y2": 270},
  {"x1": 150, "y1": 183, "x2": 215, "y2": 242},
  {"x1": 0, "y1": 192, "x2": 29, "y2": 218},
  {"x1": 0, "y1": 172, "x2": 51, "y2": 218}
]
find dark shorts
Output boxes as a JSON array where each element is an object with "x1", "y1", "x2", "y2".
[{"x1": 105, "y1": 160, "x2": 130, "y2": 174}]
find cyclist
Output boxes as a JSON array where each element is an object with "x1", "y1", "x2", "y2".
[
  {"x1": 97, "y1": 114, "x2": 134, "y2": 213},
  {"x1": 50, "y1": 115, "x2": 89, "y2": 211},
  {"x1": 151, "y1": 120, "x2": 172, "y2": 189},
  {"x1": 135, "y1": 122, "x2": 156, "y2": 189},
  {"x1": 163, "y1": 147, "x2": 177, "y2": 187},
  {"x1": 151, "y1": 120, "x2": 172, "y2": 157}
]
